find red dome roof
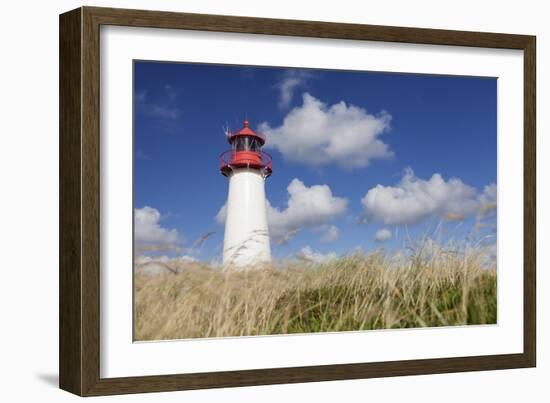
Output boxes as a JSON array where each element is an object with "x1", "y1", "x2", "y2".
[{"x1": 227, "y1": 118, "x2": 266, "y2": 144}]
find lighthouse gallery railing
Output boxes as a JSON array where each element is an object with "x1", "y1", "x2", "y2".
[{"x1": 219, "y1": 150, "x2": 272, "y2": 177}]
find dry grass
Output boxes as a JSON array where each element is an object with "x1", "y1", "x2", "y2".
[{"x1": 134, "y1": 242, "x2": 496, "y2": 341}]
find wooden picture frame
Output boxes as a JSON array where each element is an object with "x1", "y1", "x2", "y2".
[{"x1": 59, "y1": 6, "x2": 536, "y2": 396}]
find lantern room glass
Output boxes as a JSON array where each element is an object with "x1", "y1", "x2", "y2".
[{"x1": 233, "y1": 136, "x2": 261, "y2": 153}]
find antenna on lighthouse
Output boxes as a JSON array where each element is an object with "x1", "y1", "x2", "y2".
[{"x1": 222, "y1": 122, "x2": 231, "y2": 139}]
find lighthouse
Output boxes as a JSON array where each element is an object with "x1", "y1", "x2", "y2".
[{"x1": 220, "y1": 118, "x2": 272, "y2": 269}]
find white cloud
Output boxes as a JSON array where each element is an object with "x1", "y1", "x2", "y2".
[
  {"x1": 135, "y1": 86, "x2": 181, "y2": 119},
  {"x1": 473, "y1": 183, "x2": 497, "y2": 233},
  {"x1": 135, "y1": 255, "x2": 153, "y2": 265},
  {"x1": 145, "y1": 105, "x2": 181, "y2": 119},
  {"x1": 374, "y1": 228, "x2": 392, "y2": 242},
  {"x1": 135, "y1": 254, "x2": 197, "y2": 265},
  {"x1": 296, "y1": 246, "x2": 337, "y2": 263},
  {"x1": 361, "y1": 168, "x2": 496, "y2": 225},
  {"x1": 274, "y1": 229, "x2": 301, "y2": 246},
  {"x1": 135, "y1": 206, "x2": 182, "y2": 253},
  {"x1": 260, "y1": 93, "x2": 393, "y2": 169},
  {"x1": 319, "y1": 225, "x2": 339, "y2": 243},
  {"x1": 277, "y1": 69, "x2": 312, "y2": 108},
  {"x1": 216, "y1": 178, "x2": 347, "y2": 244},
  {"x1": 478, "y1": 183, "x2": 497, "y2": 216},
  {"x1": 267, "y1": 179, "x2": 347, "y2": 243}
]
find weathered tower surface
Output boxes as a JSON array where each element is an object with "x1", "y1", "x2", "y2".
[{"x1": 220, "y1": 118, "x2": 272, "y2": 269}]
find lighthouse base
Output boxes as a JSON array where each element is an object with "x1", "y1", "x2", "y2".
[{"x1": 222, "y1": 168, "x2": 271, "y2": 270}]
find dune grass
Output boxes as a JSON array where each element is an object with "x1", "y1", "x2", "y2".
[{"x1": 134, "y1": 241, "x2": 496, "y2": 341}]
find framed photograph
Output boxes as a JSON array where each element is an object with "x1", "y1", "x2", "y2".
[{"x1": 59, "y1": 6, "x2": 536, "y2": 396}]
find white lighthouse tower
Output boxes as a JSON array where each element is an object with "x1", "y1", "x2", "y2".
[{"x1": 220, "y1": 118, "x2": 272, "y2": 269}]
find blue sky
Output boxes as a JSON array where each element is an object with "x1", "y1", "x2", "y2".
[{"x1": 133, "y1": 61, "x2": 497, "y2": 262}]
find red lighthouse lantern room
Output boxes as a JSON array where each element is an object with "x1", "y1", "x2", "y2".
[{"x1": 220, "y1": 118, "x2": 272, "y2": 177}]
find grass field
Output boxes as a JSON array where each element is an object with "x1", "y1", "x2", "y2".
[{"x1": 134, "y1": 240, "x2": 497, "y2": 341}]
